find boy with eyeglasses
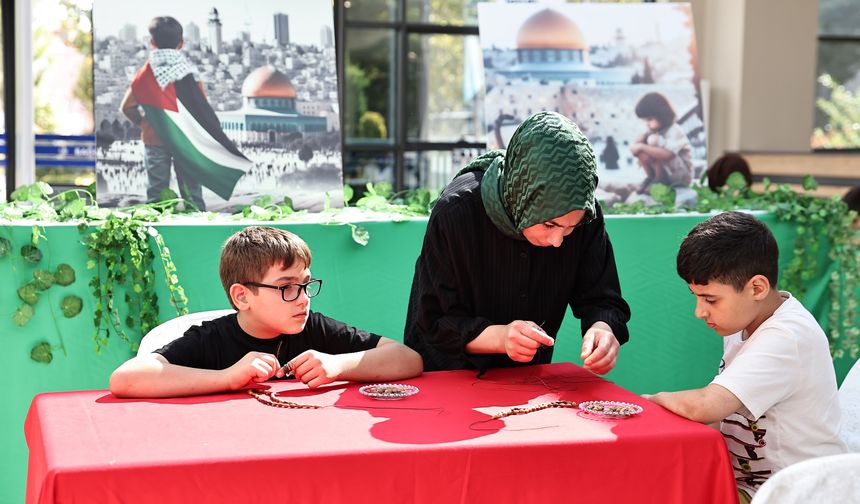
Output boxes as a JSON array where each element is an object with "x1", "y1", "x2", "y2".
[{"x1": 110, "y1": 226, "x2": 423, "y2": 398}]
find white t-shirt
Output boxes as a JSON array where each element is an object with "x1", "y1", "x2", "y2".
[{"x1": 711, "y1": 292, "x2": 847, "y2": 497}]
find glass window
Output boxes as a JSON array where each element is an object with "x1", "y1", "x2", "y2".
[
  {"x1": 33, "y1": 0, "x2": 95, "y2": 187},
  {"x1": 404, "y1": 149, "x2": 482, "y2": 191},
  {"x1": 344, "y1": 0, "x2": 398, "y2": 22},
  {"x1": 344, "y1": 28, "x2": 396, "y2": 144},
  {"x1": 819, "y1": 0, "x2": 860, "y2": 37},
  {"x1": 813, "y1": 0, "x2": 860, "y2": 149},
  {"x1": 815, "y1": 41, "x2": 860, "y2": 99},
  {"x1": 406, "y1": 0, "x2": 479, "y2": 26},
  {"x1": 406, "y1": 34, "x2": 485, "y2": 143},
  {"x1": 343, "y1": 151, "x2": 395, "y2": 201}
]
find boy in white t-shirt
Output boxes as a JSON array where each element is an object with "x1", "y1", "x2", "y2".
[{"x1": 644, "y1": 211, "x2": 846, "y2": 504}]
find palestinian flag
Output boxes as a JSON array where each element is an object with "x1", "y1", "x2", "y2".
[{"x1": 131, "y1": 62, "x2": 251, "y2": 201}]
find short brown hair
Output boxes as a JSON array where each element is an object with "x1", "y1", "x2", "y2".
[{"x1": 219, "y1": 226, "x2": 312, "y2": 309}]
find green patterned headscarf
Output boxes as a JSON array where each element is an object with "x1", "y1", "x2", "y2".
[{"x1": 457, "y1": 111, "x2": 598, "y2": 240}]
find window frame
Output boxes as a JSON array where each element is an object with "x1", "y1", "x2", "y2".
[
  {"x1": 813, "y1": 13, "x2": 860, "y2": 152},
  {"x1": 2, "y1": 0, "x2": 15, "y2": 199},
  {"x1": 337, "y1": 0, "x2": 485, "y2": 193}
]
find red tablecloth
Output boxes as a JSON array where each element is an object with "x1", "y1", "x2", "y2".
[{"x1": 25, "y1": 363, "x2": 738, "y2": 503}]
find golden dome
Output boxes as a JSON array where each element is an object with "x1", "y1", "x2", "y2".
[
  {"x1": 516, "y1": 9, "x2": 587, "y2": 50},
  {"x1": 241, "y1": 65, "x2": 296, "y2": 98}
]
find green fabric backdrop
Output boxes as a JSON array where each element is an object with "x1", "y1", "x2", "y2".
[{"x1": 2, "y1": 214, "x2": 855, "y2": 504}]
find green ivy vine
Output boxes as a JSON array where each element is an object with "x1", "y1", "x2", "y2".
[
  {"x1": 84, "y1": 213, "x2": 189, "y2": 352},
  {"x1": 229, "y1": 182, "x2": 438, "y2": 247},
  {"x1": 1, "y1": 182, "x2": 190, "y2": 358},
  {"x1": 607, "y1": 174, "x2": 860, "y2": 359}
]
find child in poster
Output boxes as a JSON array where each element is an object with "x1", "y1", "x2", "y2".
[
  {"x1": 119, "y1": 16, "x2": 251, "y2": 210},
  {"x1": 631, "y1": 91, "x2": 694, "y2": 194}
]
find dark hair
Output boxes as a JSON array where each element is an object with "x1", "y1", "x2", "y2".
[
  {"x1": 707, "y1": 153, "x2": 753, "y2": 192},
  {"x1": 634, "y1": 92, "x2": 676, "y2": 129},
  {"x1": 149, "y1": 16, "x2": 183, "y2": 49},
  {"x1": 219, "y1": 226, "x2": 312, "y2": 309},
  {"x1": 844, "y1": 186, "x2": 860, "y2": 214},
  {"x1": 677, "y1": 212, "x2": 779, "y2": 291}
]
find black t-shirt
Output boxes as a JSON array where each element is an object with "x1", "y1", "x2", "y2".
[
  {"x1": 155, "y1": 311, "x2": 382, "y2": 371},
  {"x1": 404, "y1": 171, "x2": 631, "y2": 372}
]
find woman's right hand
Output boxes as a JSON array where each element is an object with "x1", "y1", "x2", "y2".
[{"x1": 502, "y1": 320, "x2": 555, "y2": 362}]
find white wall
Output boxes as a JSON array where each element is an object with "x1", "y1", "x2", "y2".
[{"x1": 687, "y1": 0, "x2": 819, "y2": 161}]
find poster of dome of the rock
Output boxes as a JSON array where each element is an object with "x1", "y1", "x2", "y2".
[
  {"x1": 92, "y1": 0, "x2": 341, "y2": 211},
  {"x1": 478, "y1": 3, "x2": 705, "y2": 206}
]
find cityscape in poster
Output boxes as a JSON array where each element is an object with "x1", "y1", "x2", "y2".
[{"x1": 93, "y1": 0, "x2": 342, "y2": 211}]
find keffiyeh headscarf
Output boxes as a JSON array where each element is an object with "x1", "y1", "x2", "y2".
[
  {"x1": 457, "y1": 111, "x2": 598, "y2": 240},
  {"x1": 149, "y1": 49, "x2": 198, "y2": 90}
]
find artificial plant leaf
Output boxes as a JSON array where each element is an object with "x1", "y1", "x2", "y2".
[
  {"x1": 21, "y1": 245, "x2": 43, "y2": 264},
  {"x1": 60, "y1": 295, "x2": 84, "y2": 318},
  {"x1": 355, "y1": 195, "x2": 389, "y2": 212},
  {"x1": 55, "y1": 263, "x2": 76, "y2": 286},
  {"x1": 18, "y1": 283, "x2": 40, "y2": 305},
  {"x1": 30, "y1": 342, "x2": 53, "y2": 364},
  {"x1": 351, "y1": 225, "x2": 370, "y2": 246},
  {"x1": 374, "y1": 182, "x2": 394, "y2": 198},
  {"x1": 252, "y1": 194, "x2": 273, "y2": 207},
  {"x1": 649, "y1": 183, "x2": 676, "y2": 208},
  {"x1": 13, "y1": 304, "x2": 35, "y2": 326},
  {"x1": 726, "y1": 171, "x2": 748, "y2": 190},
  {"x1": 33, "y1": 269, "x2": 55, "y2": 290}
]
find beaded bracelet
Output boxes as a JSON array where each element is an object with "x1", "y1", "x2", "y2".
[
  {"x1": 248, "y1": 389, "x2": 320, "y2": 409},
  {"x1": 491, "y1": 400, "x2": 578, "y2": 419}
]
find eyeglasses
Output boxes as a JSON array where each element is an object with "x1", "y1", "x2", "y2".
[{"x1": 244, "y1": 279, "x2": 323, "y2": 302}]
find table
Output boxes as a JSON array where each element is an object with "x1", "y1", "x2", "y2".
[{"x1": 25, "y1": 363, "x2": 738, "y2": 503}]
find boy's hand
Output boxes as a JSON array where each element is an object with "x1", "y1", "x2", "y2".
[
  {"x1": 502, "y1": 320, "x2": 555, "y2": 363},
  {"x1": 581, "y1": 322, "x2": 619, "y2": 375},
  {"x1": 288, "y1": 350, "x2": 343, "y2": 388},
  {"x1": 224, "y1": 351, "x2": 280, "y2": 390}
]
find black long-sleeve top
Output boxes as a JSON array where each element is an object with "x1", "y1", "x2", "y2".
[{"x1": 404, "y1": 171, "x2": 631, "y2": 372}]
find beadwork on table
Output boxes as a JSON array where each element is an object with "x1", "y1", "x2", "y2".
[
  {"x1": 359, "y1": 383, "x2": 420, "y2": 400},
  {"x1": 578, "y1": 400, "x2": 643, "y2": 419},
  {"x1": 248, "y1": 389, "x2": 320, "y2": 409},
  {"x1": 490, "y1": 400, "x2": 579, "y2": 420}
]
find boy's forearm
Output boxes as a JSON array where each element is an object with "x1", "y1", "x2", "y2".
[
  {"x1": 110, "y1": 356, "x2": 230, "y2": 398},
  {"x1": 648, "y1": 391, "x2": 702, "y2": 421},
  {"x1": 647, "y1": 384, "x2": 741, "y2": 424},
  {"x1": 336, "y1": 342, "x2": 423, "y2": 382}
]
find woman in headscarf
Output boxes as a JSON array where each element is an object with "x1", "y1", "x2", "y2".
[{"x1": 404, "y1": 111, "x2": 630, "y2": 374}]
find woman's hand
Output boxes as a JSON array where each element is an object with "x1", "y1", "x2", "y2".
[
  {"x1": 502, "y1": 320, "x2": 555, "y2": 362},
  {"x1": 581, "y1": 321, "x2": 619, "y2": 374}
]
